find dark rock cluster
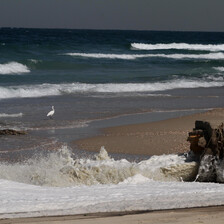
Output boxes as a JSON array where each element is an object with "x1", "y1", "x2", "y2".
[{"x1": 0, "y1": 129, "x2": 27, "y2": 135}]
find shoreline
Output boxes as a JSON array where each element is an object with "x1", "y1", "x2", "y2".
[
  {"x1": 1, "y1": 109, "x2": 224, "y2": 223},
  {"x1": 74, "y1": 108, "x2": 224, "y2": 156},
  {"x1": 2, "y1": 206, "x2": 224, "y2": 224}
]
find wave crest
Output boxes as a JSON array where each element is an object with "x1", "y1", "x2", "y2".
[
  {"x1": 66, "y1": 53, "x2": 138, "y2": 60},
  {"x1": 0, "y1": 146, "x2": 197, "y2": 187},
  {"x1": 0, "y1": 62, "x2": 30, "y2": 75},
  {"x1": 66, "y1": 52, "x2": 224, "y2": 60},
  {"x1": 0, "y1": 78, "x2": 224, "y2": 99},
  {"x1": 131, "y1": 43, "x2": 224, "y2": 52}
]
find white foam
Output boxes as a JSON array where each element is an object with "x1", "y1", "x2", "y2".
[
  {"x1": 0, "y1": 146, "x2": 197, "y2": 187},
  {"x1": 214, "y1": 67, "x2": 224, "y2": 72},
  {"x1": 0, "y1": 113, "x2": 23, "y2": 118},
  {"x1": 0, "y1": 62, "x2": 30, "y2": 74},
  {"x1": 0, "y1": 84, "x2": 61, "y2": 99},
  {"x1": 206, "y1": 74, "x2": 224, "y2": 81},
  {"x1": 66, "y1": 53, "x2": 138, "y2": 60},
  {"x1": 216, "y1": 159, "x2": 224, "y2": 182},
  {"x1": 119, "y1": 174, "x2": 153, "y2": 184},
  {"x1": 67, "y1": 52, "x2": 224, "y2": 60},
  {"x1": 1, "y1": 147, "x2": 224, "y2": 219},
  {"x1": 1, "y1": 178, "x2": 224, "y2": 219},
  {"x1": 155, "y1": 52, "x2": 224, "y2": 60},
  {"x1": 0, "y1": 78, "x2": 223, "y2": 99},
  {"x1": 131, "y1": 43, "x2": 224, "y2": 52}
]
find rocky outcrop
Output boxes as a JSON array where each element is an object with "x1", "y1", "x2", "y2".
[{"x1": 0, "y1": 129, "x2": 27, "y2": 135}]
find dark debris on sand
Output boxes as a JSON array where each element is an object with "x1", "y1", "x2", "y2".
[{"x1": 0, "y1": 129, "x2": 27, "y2": 136}]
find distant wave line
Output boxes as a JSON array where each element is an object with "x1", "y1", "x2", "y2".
[
  {"x1": 131, "y1": 43, "x2": 224, "y2": 52},
  {"x1": 0, "y1": 113, "x2": 23, "y2": 118},
  {"x1": 66, "y1": 52, "x2": 224, "y2": 60}
]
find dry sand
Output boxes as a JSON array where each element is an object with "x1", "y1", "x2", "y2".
[{"x1": 75, "y1": 108, "x2": 224, "y2": 156}]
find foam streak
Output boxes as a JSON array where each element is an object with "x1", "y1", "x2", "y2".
[
  {"x1": 67, "y1": 52, "x2": 224, "y2": 60},
  {"x1": 131, "y1": 43, "x2": 224, "y2": 52},
  {"x1": 0, "y1": 113, "x2": 23, "y2": 118}
]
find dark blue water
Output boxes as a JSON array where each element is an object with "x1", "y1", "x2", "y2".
[
  {"x1": 1, "y1": 28, "x2": 224, "y2": 92},
  {"x1": 1, "y1": 28, "x2": 224, "y2": 156}
]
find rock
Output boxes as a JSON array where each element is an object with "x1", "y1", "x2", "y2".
[{"x1": 0, "y1": 129, "x2": 27, "y2": 136}]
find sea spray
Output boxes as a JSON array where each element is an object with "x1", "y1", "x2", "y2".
[
  {"x1": 196, "y1": 155, "x2": 224, "y2": 183},
  {"x1": 0, "y1": 146, "x2": 198, "y2": 187},
  {"x1": 216, "y1": 159, "x2": 224, "y2": 182}
]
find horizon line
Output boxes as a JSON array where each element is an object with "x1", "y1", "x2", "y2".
[{"x1": 1, "y1": 26, "x2": 224, "y2": 33}]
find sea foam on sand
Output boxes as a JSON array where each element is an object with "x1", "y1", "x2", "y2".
[{"x1": 1, "y1": 175, "x2": 224, "y2": 219}]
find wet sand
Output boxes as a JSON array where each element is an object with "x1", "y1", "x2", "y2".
[
  {"x1": 74, "y1": 108, "x2": 224, "y2": 156},
  {"x1": 2, "y1": 109, "x2": 224, "y2": 223},
  {"x1": 1, "y1": 206, "x2": 224, "y2": 224}
]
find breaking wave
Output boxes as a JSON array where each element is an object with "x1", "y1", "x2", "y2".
[
  {"x1": 0, "y1": 146, "x2": 198, "y2": 187},
  {"x1": 0, "y1": 62, "x2": 30, "y2": 75},
  {"x1": 131, "y1": 43, "x2": 224, "y2": 52},
  {"x1": 67, "y1": 52, "x2": 224, "y2": 60},
  {"x1": 0, "y1": 78, "x2": 224, "y2": 99}
]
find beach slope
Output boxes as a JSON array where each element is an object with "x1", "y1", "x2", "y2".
[
  {"x1": 1, "y1": 206, "x2": 224, "y2": 224},
  {"x1": 75, "y1": 109, "x2": 224, "y2": 155}
]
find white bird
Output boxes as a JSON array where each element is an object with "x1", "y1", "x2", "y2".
[{"x1": 47, "y1": 106, "x2": 55, "y2": 119}]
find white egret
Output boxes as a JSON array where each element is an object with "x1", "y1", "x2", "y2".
[{"x1": 47, "y1": 106, "x2": 55, "y2": 119}]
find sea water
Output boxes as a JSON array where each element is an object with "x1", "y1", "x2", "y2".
[
  {"x1": 1, "y1": 29, "x2": 224, "y2": 133},
  {"x1": 1, "y1": 28, "x2": 224, "y2": 218}
]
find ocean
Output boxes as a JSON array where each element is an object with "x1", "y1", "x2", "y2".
[
  {"x1": 1, "y1": 28, "x2": 224, "y2": 218},
  {"x1": 1, "y1": 29, "x2": 224, "y2": 152}
]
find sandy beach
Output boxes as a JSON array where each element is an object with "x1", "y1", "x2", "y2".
[
  {"x1": 75, "y1": 108, "x2": 224, "y2": 156},
  {"x1": 2, "y1": 109, "x2": 224, "y2": 223},
  {"x1": 1, "y1": 206, "x2": 224, "y2": 224}
]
